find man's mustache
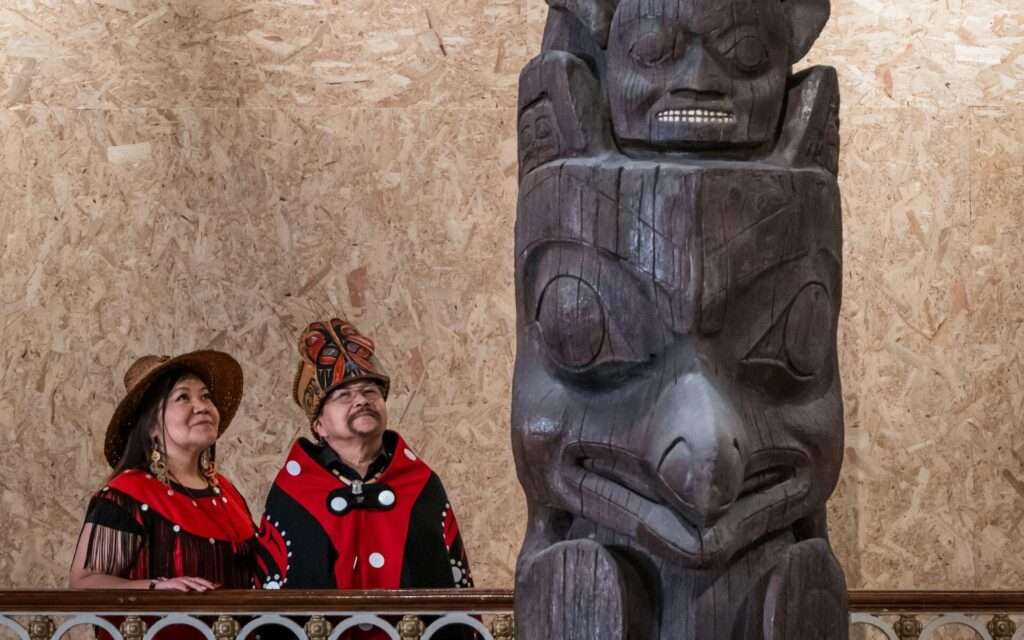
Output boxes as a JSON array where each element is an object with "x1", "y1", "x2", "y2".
[{"x1": 348, "y1": 408, "x2": 381, "y2": 425}]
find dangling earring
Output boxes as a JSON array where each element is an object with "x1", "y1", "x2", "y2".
[
  {"x1": 149, "y1": 442, "x2": 169, "y2": 485},
  {"x1": 199, "y1": 448, "x2": 219, "y2": 489}
]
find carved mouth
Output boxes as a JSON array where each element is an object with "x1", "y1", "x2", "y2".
[
  {"x1": 579, "y1": 455, "x2": 663, "y2": 505},
  {"x1": 562, "y1": 445, "x2": 811, "y2": 566},
  {"x1": 655, "y1": 108, "x2": 735, "y2": 124},
  {"x1": 739, "y1": 464, "x2": 796, "y2": 500}
]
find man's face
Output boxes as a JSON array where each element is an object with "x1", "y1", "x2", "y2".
[
  {"x1": 315, "y1": 381, "x2": 389, "y2": 443},
  {"x1": 606, "y1": 0, "x2": 791, "y2": 150}
]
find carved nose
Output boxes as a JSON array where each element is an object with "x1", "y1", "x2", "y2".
[
  {"x1": 657, "y1": 434, "x2": 743, "y2": 527},
  {"x1": 669, "y1": 45, "x2": 727, "y2": 96},
  {"x1": 652, "y1": 373, "x2": 746, "y2": 528}
]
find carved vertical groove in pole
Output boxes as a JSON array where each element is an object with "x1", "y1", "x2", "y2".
[
  {"x1": 490, "y1": 614, "x2": 514, "y2": 640},
  {"x1": 304, "y1": 614, "x2": 332, "y2": 640},
  {"x1": 988, "y1": 614, "x2": 1017, "y2": 640},
  {"x1": 26, "y1": 616, "x2": 55, "y2": 640},
  {"x1": 893, "y1": 615, "x2": 923, "y2": 640},
  {"x1": 119, "y1": 615, "x2": 147, "y2": 640},
  {"x1": 212, "y1": 614, "x2": 240, "y2": 640},
  {"x1": 513, "y1": 0, "x2": 847, "y2": 638},
  {"x1": 397, "y1": 614, "x2": 424, "y2": 640}
]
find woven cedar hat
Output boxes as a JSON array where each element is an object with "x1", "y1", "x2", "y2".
[
  {"x1": 294, "y1": 318, "x2": 391, "y2": 422},
  {"x1": 103, "y1": 351, "x2": 243, "y2": 468}
]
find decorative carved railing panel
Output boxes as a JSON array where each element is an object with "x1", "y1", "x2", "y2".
[{"x1": 0, "y1": 590, "x2": 513, "y2": 640}]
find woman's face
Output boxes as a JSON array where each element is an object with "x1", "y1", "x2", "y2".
[{"x1": 156, "y1": 374, "x2": 219, "y2": 459}]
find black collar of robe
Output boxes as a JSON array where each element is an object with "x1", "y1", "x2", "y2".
[{"x1": 308, "y1": 430, "x2": 397, "y2": 482}]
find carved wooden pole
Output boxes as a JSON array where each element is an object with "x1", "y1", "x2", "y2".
[{"x1": 512, "y1": 1, "x2": 847, "y2": 639}]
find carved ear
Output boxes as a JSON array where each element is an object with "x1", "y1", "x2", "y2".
[
  {"x1": 782, "y1": 0, "x2": 830, "y2": 63},
  {"x1": 546, "y1": 0, "x2": 618, "y2": 48}
]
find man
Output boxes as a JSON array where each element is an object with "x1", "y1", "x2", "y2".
[{"x1": 256, "y1": 317, "x2": 473, "y2": 600}]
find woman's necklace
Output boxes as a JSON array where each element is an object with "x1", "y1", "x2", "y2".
[{"x1": 167, "y1": 470, "x2": 214, "y2": 506}]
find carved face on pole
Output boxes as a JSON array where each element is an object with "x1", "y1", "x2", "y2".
[
  {"x1": 606, "y1": 0, "x2": 792, "y2": 150},
  {"x1": 513, "y1": 165, "x2": 844, "y2": 568},
  {"x1": 519, "y1": 98, "x2": 562, "y2": 173}
]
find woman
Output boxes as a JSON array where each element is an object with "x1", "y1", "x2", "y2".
[{"x1": 70, "y1": 351, "x2": 256, "y2": 594}]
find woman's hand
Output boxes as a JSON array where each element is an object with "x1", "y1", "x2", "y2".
[{"x1": 152, "y1": 576, "x2": 220, "y2": 591}]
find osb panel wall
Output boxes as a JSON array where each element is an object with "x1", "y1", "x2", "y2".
[{"x1": 0, "y1": 0, "x2": 1020, "y2": 592}]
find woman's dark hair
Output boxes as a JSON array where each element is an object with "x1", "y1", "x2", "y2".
[{"x1": 108, "y1": 367, "x2": 212, "y2": 480}]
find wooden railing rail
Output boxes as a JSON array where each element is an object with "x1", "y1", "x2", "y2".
[
  {"x1": 849, "y1": 591, "x2": 1024, "y2": 613},
  {"x1": 2, "y1": 589, "x2": 1024, "y2": 612},
  {"x1": 0, "y1": 589, "x2": 514, "y2": 613}
]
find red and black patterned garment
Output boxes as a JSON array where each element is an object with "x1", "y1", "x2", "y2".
[
  {"x1": 82, "y1": 469, "x2": 258, "y2": 639},
  {"x1": 255, "y1": 431, "x2": 474, "y2": 639}
]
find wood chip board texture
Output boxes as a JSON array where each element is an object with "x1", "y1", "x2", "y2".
[{"x1": 0, "y1": 0, "x2": 1021, "y2": 592}]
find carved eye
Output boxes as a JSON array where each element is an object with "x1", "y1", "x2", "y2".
[
  {"x1": 535, "y1": 116, "x2": 553, "y2": 139},
  {"x1": 732, "y1": 35, "x2": 768, "y2": 71},
  {"x1": 536, "y1": 276, "x2": 606, "y2": 369},
  {"x1": 783, "y1": 284, "x2": 831, "y2": 376},
  {"x1": 519, "y1": 122, "x2": 534, "y2": 146},
  {"x1": 740, "y1": 284, "x2": 833, "y2": 396},
  {"x1": 524, "y1": 244, "x2": 663, "y2": 385},
  {"x1": 715, "y1": 29, "x2": 770, "y2": 73},
  {"x1": 724, "y1": 33, "x2": 765, "y2": 71},
  {"x1": 629, "y1": 29, "x2": 672, "y2": 67}
]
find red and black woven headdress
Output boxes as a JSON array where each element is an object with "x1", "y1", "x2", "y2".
[{"x1": 293, "y1": 318, "x2": 390, "y2": 422}]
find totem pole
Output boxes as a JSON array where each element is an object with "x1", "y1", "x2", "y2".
[{"x1": 511, "y1": 1, "x2": 846, "y2": 639}]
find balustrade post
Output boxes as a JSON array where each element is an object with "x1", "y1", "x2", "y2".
[
  {"x1": 27, "y1": 616, "x2": 55, "y2": 640},
  {"x1": 489, "y1": 614, "x2": 514, "y2": 640},
  {"x1": 988, "y1": 614, "x2": 1017, "y2": 640},
  {"x1": 893, "y1": 614, "x2": 923, "y2": 640},
  {"x1": 397, "y1": 614, "x2": 424, "y2": 640},
  {"x1": 120, "y1": 615, "x2": 147, "y2": 640},
  {"x1": 305, "y1": 615, "x2": 333, "y2": 640},
  {"x1": 212, "y1": 614, "x2": 240, "y2": 640}
]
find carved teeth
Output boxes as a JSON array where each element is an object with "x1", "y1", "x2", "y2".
[{"x1": 656, "y1": 108, "x2": 735, "y2": 124}]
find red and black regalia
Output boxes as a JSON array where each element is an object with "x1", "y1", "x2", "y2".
[
  {"x1": 255, "y1": 431, "x2": 474, "y2": 639},
  {"x1": 82, "y1": 469, "x2": 257, "y2": 639},
  {"x1": 84, "y1": 469, "x2": 257, "y2": 584}
]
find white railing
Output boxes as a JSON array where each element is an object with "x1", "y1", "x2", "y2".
[
  {"x1": 849, "y1": 592, "x2": 1024, "y2": 639},
  {"x1": 0, "y1": 590, "x2": 513, "y2": 639}
]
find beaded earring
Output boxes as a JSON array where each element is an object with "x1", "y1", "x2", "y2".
[
  {"x1": 199, "y1": 448, "x2": 220, "y2": 490},
  {"x1": 149, "y1": 442, "x2": 169, "y2": 485}
]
